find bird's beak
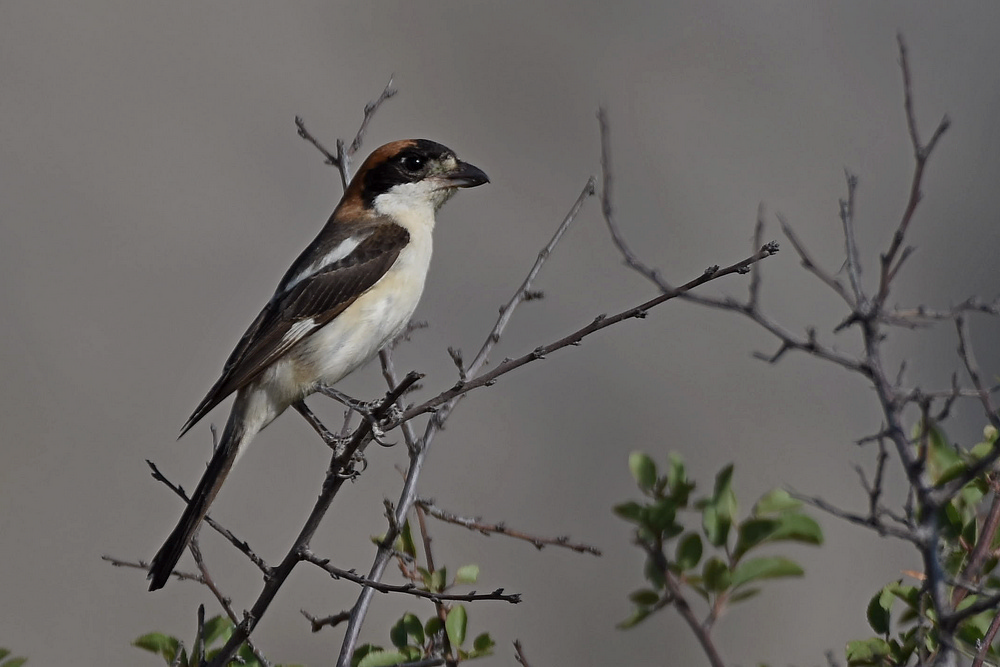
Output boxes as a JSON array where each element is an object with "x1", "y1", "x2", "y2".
[{"x1": 443, "y1": 160, "x2": 490, "y2": 188}]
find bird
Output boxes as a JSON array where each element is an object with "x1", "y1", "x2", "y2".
[{"x1": 147, "y1": 139, "x2": 489, "y2": 591}]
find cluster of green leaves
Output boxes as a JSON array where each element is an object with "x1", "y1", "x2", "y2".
[
  {"x1": 0, "y1": 648, "x2": 27, "y2": 667},
  {"x1": 351, "y1": 520, "x2": 494, "y2": 666},
  {"x1": 847, "y1": 424, "x2": 1000, "y2": 666},
  {"x1": 614, "y1": 451, "x2": 823, "y2": 629},
  {"x1": 134, "y1": 615, "x2": 299, "y2": 667},
  {"x1": 352, "y1": 606, "x2": 494, "y2": 667}
]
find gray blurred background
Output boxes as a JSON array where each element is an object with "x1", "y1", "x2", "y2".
[{"x1": 3, "y1": 2, "x2": 1000, "y2": 665}]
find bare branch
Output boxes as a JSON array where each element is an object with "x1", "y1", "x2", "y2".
[
  {"x1": 838, "y1": 170, "x2": 866, "y2": 307},
  {"x1": 417, "y1": 499, "x2": 602, "y2": 555},
  {"x1": 973, "y1": 611, "x2": 1000, "y2": 667},
  {"x1": 145, "y1": 459, "x2": 269, "y2": 574},
  {"x1": 513, "y1": 640, "x2": 531, "y2": 667},
  {"x1": 644, "y1": 545, "x2": 727, "y2": 667},
  {"x1": 886, "y1": 297, "x2": 1000, "y2": 323},
  {"x1": 301, "y1": 609, "x2": 351, "y2": 633},
  {"x1": 747, "y1": 204, "x2": 766, "y2": 310},
  {"x1": 296, "y1": 75, "x2": 397, "y2": 189},
  {"x1": 189, "y1": 538, "x2": 274, "y2": 667},
  {"x1": 792, "y1": 491, "x2": 920, "y2": 544},
  {"x1": 876, "y1": 35, "x2": 950, "y2": 306},
  {"x1": 301, "y1": 549, "x2": 521, "y2": 604},
  {"x1": 468, "y1": 177, "x2": 596, "y2": 376},
  {"x1": 779, "y1": 214, "x2": 856, "y2": 307},
  {"x1": 598, "y1": 108, "x2": 672, "y2": 290},
  {"x1": 398, "y1": 242, "x2": 780, "y2": 425},
  {"x1": 348, "y1": 76, "x2": 397, "y2": 157}
]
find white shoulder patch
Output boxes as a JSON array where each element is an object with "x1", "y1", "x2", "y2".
[{"x1": 285, "y1": 236, "x2": 364, "y2": 291}]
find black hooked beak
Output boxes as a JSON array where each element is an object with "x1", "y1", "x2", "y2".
[{"x1": 445, "y1": 160, "x2": 490, "y2": 188}]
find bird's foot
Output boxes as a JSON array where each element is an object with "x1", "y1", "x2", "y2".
[{"x1": 318, "y1": 385, "x2": 402, "y2": 447}]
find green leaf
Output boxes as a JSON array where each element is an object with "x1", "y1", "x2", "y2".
[
  {"x1": 613, "y1": 501, "x2": 645, "y2": 523},
  {"x1": 446, "y1": 604, "x2": 468, "y2": 647},
  {"x1": 866, "y1": 590, "x2": 891, "y2": 635},
  {"x1": 401, "y1": 646, "x2": 422, "y2": 662},
  {"x1": 455, "y1": 564, "x2": 479, "y2": 585},
  {"x1": 398, "y1": 519, "x2": 417, "y2": 559},
  {"x1": 647, "y1": 497, "x2": 679, "y2": 533},
  {"x1": 629, "y1": 589, "x2": 660, "y2": 606},
  {"x1": 846, "y1": 637, "x2": 891, "y2": 665},
  {"x1": 703, "y1": 557, "x2": 731, "y2": 592},
  {"x1": 629, "y1": 451, "x2": 657, "y2": 491},
  {"x1": 429, "y1": 569, "x2": 446, "y2": 593},
  {"x1": 713, "y1": 464, "x2": 736, "y2": 512},
  {"x1": 753, "y1": 488, "x2": 802, "y2": 515},
  {"x1": 733, "y1": 518, "x2": 780, "y2": 559},
  {"x1": 729, "y1": 587, "x2": 760, "y2": 603},
  {"x1": 357, "y1": 649, "x2": 411, "y2": 667},
  {"x1": 390, "y1": 617, "x2": 408, "y2": 649},
  {"x1": 886, "y1": 581, "x2": 920, "y2": 609},
  {"x1": 676, "y1": 532, "x2": 703, "y2": 570},
  {"x1": 770, "y1": 513, "x2": 823, "y2": 545},
  {"x1": 402, "y1": 612, "x2": 424, "y2": 646},
  {"x1": 1, "y1": 659, "x2": 28, "y2": 667},
  {"x1": 702, "y1": 502, "x2": 730, "y2": 547},
  {"x1": 424, "y1": 616, "x2": 443, "y2": 638},
  {"x1": 0, "y1": 650, "x2": 10, "y2": 661},
  {"x1": 351, "y1": 644, "x2": 378, "y2": 667},
  {"x1": 666, "y1": 452, "x2": 686, "y2": 491},
  {"x1": 922, "y1": 422, "x2": 962, "y2": 483},
  {"x1": 617, "y1": 607, "x2": 652, "y2": 629},
  {"x1": 888, "y1": 635, "x2": 916, "y2": 664},
  {"x1": 201, "y1": 615, "x2": 232, "y2": 647},
  {"x1": 730, "y1": 556, "x2": 803, "y2": 590},
  {"x1": 132, "y1": 632, "x2": 179, "y2": 662},
  {"x1": 471, "y1": 632, "x2": 495, "y2": 656}
]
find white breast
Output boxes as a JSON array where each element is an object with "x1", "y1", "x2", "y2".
[{"x1": 249, "y1": 190, "x2": 440, "y2": 416}]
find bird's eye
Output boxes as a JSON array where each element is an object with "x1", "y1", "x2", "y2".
[{"x1": 398, "y1": 153, "x2": 425, "y2": 172}]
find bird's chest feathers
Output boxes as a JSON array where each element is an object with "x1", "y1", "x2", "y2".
[{"x1": 292, "y1": 227, "x2": 433, "y2": 386}]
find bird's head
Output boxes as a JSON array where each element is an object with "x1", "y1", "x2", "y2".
[{"x1": 342, "y1": 140, "x2": 489, "y2": 221}]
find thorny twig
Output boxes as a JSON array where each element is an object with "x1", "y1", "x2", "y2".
[
  {"x1": 417, "y1": 499, "x2": 602, "y2": 555},
  {"x1": 295, "y1": 76, "x2": 397, "y2": 190}
]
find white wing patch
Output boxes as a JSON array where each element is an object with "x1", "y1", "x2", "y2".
[
  {"x1": 284, "y1": 236, "x2": 363, "y2": 291},
  {"x1": 281, "y1": 317, "x2": 316, "y2": 346}
]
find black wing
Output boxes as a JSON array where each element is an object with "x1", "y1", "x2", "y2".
[{"x1": 179, "y1": 223, "x2": 410, "y2": 436}]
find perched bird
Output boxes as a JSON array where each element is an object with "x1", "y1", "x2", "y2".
[{"x1": 147, "y1": 139, "x2": 488, "y2": 591}]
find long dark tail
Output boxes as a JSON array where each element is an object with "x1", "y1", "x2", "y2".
[{"x1": 147, "y1": 397, "x2": 251, "y2": 591}]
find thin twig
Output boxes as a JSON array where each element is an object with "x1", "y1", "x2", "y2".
[
  {"x1": 875, "y1": 35, "x2": 950, "y2": 307},
  {"x1": 301, "y1": 549, "x2": 521, "y2": 604},
  {"x1": 417, "y1": 499, "x2": 601, "y2": 555},
  {"x1": 190, "y1": 537, "x2": 273, "y2": 667},
  {"x1": 779, "y1": 214, "x2": 855, "y2": 307},
  {"x1": 839, "y1": 170, "x2": 865, "y2": 308},
  {"x1": 396, "y1": 242, "x2": 780, "y2": 425},
  {"x1": 646, "y1": 546, "x2": 726, "y2": 667},
  {"x1": 470, "y1": 177, "x2": 596, "y2": 374},
  {"x1": 145, "y1": 460, "x2": 269, "y2": 573},
  {"x1": 513, "y1": 640, "x2": 531, "y2": 667},
  {"x1": 972, "y1": 611, "x2": 1000, "y2": 667},
  {"x1": 295, "y1": 75, "x2": 396, "y2": 189},
  {"x1": 747, "y1": 204, "x2": 766, "y2": 311}
]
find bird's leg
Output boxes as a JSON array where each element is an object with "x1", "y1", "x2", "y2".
[
  {"x1": 293, "y1": 400, "x2": 350, "y2": 449},
  {"x1": 316, "y1": 385, "x2": 402, "y2": 447}
]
